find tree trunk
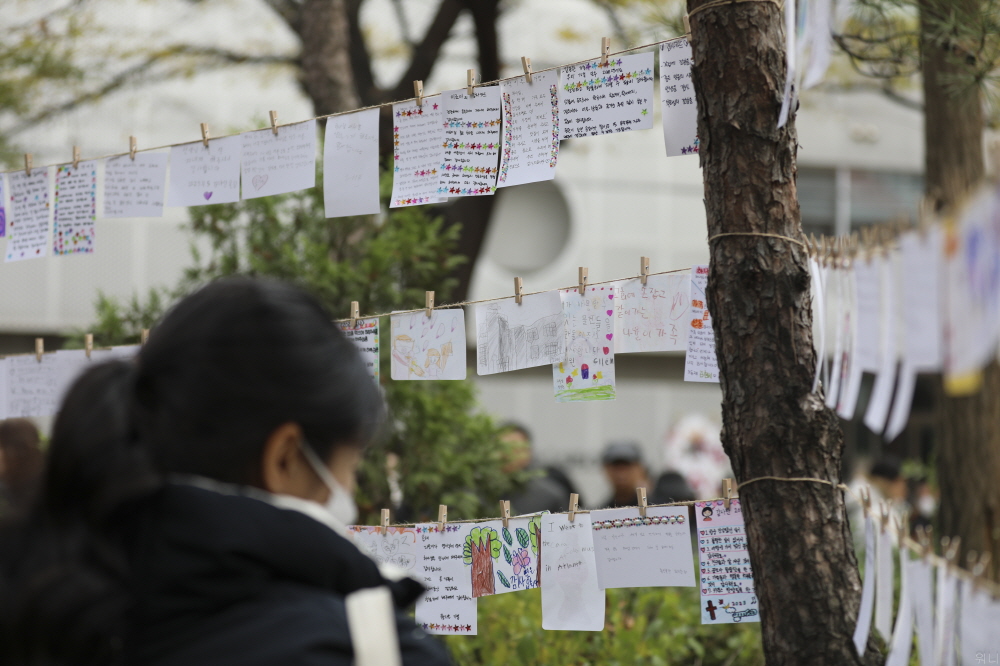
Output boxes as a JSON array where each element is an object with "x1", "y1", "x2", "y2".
[
  {"x1": 471, "y1": 541, "x2": 495, "y2": 597},
  {"x1": 686, "y1": 1, "x2": 879, "y2": 663},
  {"x1": 297, "y1": 0, "x2": 359, "y2": 115},
  {"x1": 921, "y1": 0, "x2": 999, "y2": 579}
]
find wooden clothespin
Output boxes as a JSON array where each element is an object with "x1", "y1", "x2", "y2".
[
  {"x1": 917, "y1": 525, "x2": 932, "y2": 562},
  {"x1": 972, "y1": 553, "x2": 991, "y2": 592},
  {"x1": 640, "y1": 256, "x2": 650, "y2": 285},
  {"x1": 350, "y1": 301, "x2": 360, "y2": 328},
  {"x1": 600, "y1": 37, "x2": 611, "y2": 66},
  {"x1": 85, "y1": 333, "x2": 94, "y2": 359},
  {"x1": 500, "y1": 500, "x2": 511, "y2": 529},
  {"x1": 860, "y1": 486, "x2": 871, "y2": 514},
  {"x1": 636, "y1": 487, "x2": 648, "y2": 519},
  {"x1": 513, "y1": 277, "x2": 524, "y2": 305},
  {"x1": 567, "y1": 493, "x2": 579, "y2": 522},
  {"x1": 521, "y1": 56, "x2": 533, "y2": 83},
  {"x1": 437, "y1": 504, "x2": 448, "y2": 532},
  {"x1": 722, "y1": 478, "x2": 734, "y2": 511},
  {"x1": 24, "y1": 154, "x2": 32, "y2": 176},
  {"x1": 944, "y1": 536, "x2": 961, "y2": 566},
  {"x1": 414, "y1": 80, "x2": 424, "y2": 107},
  {"x1": 381, "y1": 508, "x2": 391, "y2": 535},
  {"x1": 269, "y1": 110, "x2": 279, "y2": 135},
  {"x1": 129, "y1": 136, "x2": 137, "y2": 161},
  {"x1": 683, "y1": 15, "x2": 692, "y2": 39},
  {"x1": 72, "y1": 146, "x2": 81, "y2": 170},
  {"x1": 467, "y1": 69, "x2": 476, "y2": 97},
  {"x1": 141, "y1": 328, "x2": 150, "y2": 346},
  {"x1": 200, "y1": 123, "x2": 210, "y2": 147},
  {"x1": 425, "y1": 291, "x2": 435, "y2": 317},
  {"x1": 34, "y1": 338, "x2": 44, "y2": 362},
  {"x1": 578, "y1": 267, "x2": 589, "y2": 296}
]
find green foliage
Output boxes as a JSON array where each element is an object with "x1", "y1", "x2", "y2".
[
  {"x1": 496, "y1": 571, "x2": 511, "y2": 589},
  {"x1": 64, "y1": 288, "x2": 167, "y2": 348},
  {"x1": 515, "y1": 527, "x2": 530, "y2": 549},
  {"x1": 502, "y1": 527, "x2": 513, "y2": 546},
  {"x1": 464, "y1": 526, "x2": 502, "y2": 564},
  {"x1": 528, "y1": 516, "x2": 541, "y2": 554},
  {"x1": 444, "y1": 588, "x2": 764, "y2": 666},
  {"x1": 503, "y1": 545, "x2": 512, "y2": 565}
]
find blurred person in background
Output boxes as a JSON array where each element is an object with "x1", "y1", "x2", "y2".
[
  {"x1": 0, "y1": 278, "x2": 450, "y2": 666},
  {"x1": 0, "y1": 419, "x2": 44, "y2": 516},
  {"x1": 651, "y1": 470, "x2": 696, "y2": 504},
  {"x1": 501, "y1": 422, "x2": 571, "y2": 514},
  {"x1": 600, "y1": 441, "x2": 652, "y2": 508},
  {"x1": 663, "y1": 414, "x2": 731, "y2": 499}
]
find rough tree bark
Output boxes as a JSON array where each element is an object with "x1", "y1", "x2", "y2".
[
  {"x1": 921, "y1": 0, "x2": 1000, "y2": 579},
  {"x1": 687, "y1": 1, "x2": 880, "y2": 663},
  {"x1": 295, "y1": 0, "x2": 359, "y2": 115}
]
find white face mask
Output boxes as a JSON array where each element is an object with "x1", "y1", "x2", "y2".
[{"x1": 300, "y1": 441, "x2": 359, "y2": 526}]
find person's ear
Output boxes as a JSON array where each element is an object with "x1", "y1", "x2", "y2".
[{"x1": 260, "y1": 422, "x2": 325, "y2": 501}]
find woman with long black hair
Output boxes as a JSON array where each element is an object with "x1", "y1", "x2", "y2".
[{"x1": 0, "y1": 278, "x2": 451, "y2": 666}]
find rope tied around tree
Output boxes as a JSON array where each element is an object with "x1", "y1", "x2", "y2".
[{"x1": 707, "y1": 231, "x2": 809, "y2": 251}]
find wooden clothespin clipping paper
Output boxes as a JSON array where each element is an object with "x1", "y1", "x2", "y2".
[
  {"x1": 437, "y1": 504, "x2": 448, "y2": 532},
  {"x1": 636, "y1": 487, "x2": 648, "y2": 518},
  {"x1": 640, "y1": 256, "x2": 650, "y2": 285},
  {"x1": 521, "y1": 56, "x2": 533, "y2": 83},
  {"x1": 24, "y1": 154, "x2": 32, "y2": 176},
  {"x1": 72, "y1": 146, "x2": 81, "y2": 169},
  {"x1": 85, "y1": 333, "x2": 94, "y2": 359},
  {"x1": 414, "y1": 80, "x2": 424, "y2": 107},
  {"x1": 513, "y1": 277, "x2": 524, "y2": 305},
  {"x1": 722, "y1": 478, "x2": 734, "y2": 510},
  {"x1": 467, "y1": 70, "x2": 476, "y2": 97},
  {"x1": 381, "y1": 508, "x2": 390, "y2": 536},
  {"x1": 578, "y1": 267, "x2": 589, "y2": 295},
  {"x1": 129, "y1": 136, "x2": 137, "y2": 161},
  {"x1": 500, "y1": 500, "x2": 511, "y2": 529},
  {"x1": 425, "y1": 291, "x2": 435, "y2": 317},
  {"x1": 200, "y1": 123, "x2": 210, "y2": 147},
  {"x1": 350, "y1": 301, "x2": 360, "y2": 328},
  {"x1": 568, "y1": 493, "x2": 579, "y2": 522},
  {"x1": 600, "y1": 37, "x2": 611, "y2": 66},
  {"x1": 34, "y1": 338, "x2": 44, "y2": 362},
  {"x1": 269, "y1": 110, "x2": 279, "y2": 135}
]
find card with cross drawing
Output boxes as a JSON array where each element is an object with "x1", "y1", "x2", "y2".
[{"x1": 695, "y1": 499, "x2": 760, "y2": 624}]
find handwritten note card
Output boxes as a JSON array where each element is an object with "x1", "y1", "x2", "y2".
[
  {"x1": 168, "y1": 136, "x2": 241, "y2": 206},
  {"x1": 541, "y1": 513, "x2": 605, "y2": 631},
  {"x1": 103, "y1": 153, "x2": 168, "y2": 218},
  {"x1": 591, "y1": 506, "x2": 695, "y2": 589},
  {"x1": 415, "y1": 523, "x2": 477, "y2": 635},
  {"x1": 241, "y1": 119, "x2": 317, "y2": 199},
  {"x1": 684, "y1": 265, "x2": 719, "y2": 382},
  {"x1": 696, "y1": 499, "x2": 759, "y2": 624},
  {"x1": 459, "y1": 517, "x2": 542, "y2": 598},
  {"x1": 6, "y1": 355, "x2": 61, "y2": 418},
  {"x1": 390, "y1": 309, "x2": 466, "y2": 380},
  {"x1": 853, "y1": 515, "x2": 877, "y2": 654},
  {"x1": 0, "y1": 174, "x2": 6, "y2": 237},
  {"x1": 53, "y1": 161, "x2": 97, "y2": 256},
  {"x1": 324, "y1": 109, "x2": 380, "y2": 218},
  {"x1": 6, "y1": 169, "x2": 50, "y2": 262},
  {"x1": 559, "y1": 51, "x2": 655, "y2": 140},
  {"x1": 0, "y1": 359, "x2": 7, "y2": 419},
  {"x1": 659, "y1": 39, "x2": 699, "y2": 156},
  {"x1": 391, "y1": 98, "x2": 444, "y2": 208},
  {"x1": 476, "y1": 292, "x2": 566, "y2": 375},
  {"x1": 614, "y1": 274, "x2": 690, "y2": 353},
  {"x1": 497, "y1": 69, "x2": 559, "y2": 188},
  {"x1": 337, "y1": 318, "x2": 379, "y2": 381},
  {"x1": 438, "y1": 87, "x2": 502, "y2": 196},
  {"x1": 553, "y1": 288, "x2": 616, "y2": 402}
]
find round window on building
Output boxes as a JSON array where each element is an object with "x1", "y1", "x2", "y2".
[{"x1": 481, "y1": 180, "x2": 571, "y2": 273}]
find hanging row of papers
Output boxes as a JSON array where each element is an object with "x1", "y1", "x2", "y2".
[
  {"x1": 0, "y1": 41, "x2": 697, "y2": 261},
  {"x1": 349, "y1": 498, "x2": 755, "y2": 635}
]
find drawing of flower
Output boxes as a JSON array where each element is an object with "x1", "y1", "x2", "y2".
[{"x1": 512, "y1": 548, "x2": 531, "y2": 575}]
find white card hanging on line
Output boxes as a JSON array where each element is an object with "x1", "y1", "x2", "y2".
[
  {"x1": 684, "y1": 265, "x2": 720, "y2": 382},
  {"x1": 389, "y1": 309, "x2": 466, "y2": 380},
  {"x1": 0, "y1": 358, "x2": 8, "y2": 420},
  {"x1": 552, "y1": 287, "x2": 616, "y2": 402},
  {"x1": 453, "y1": 518, "x2": 541, "y2": 598},
  {"x1": 852, "y1": 514, "x2": 877, "y2": 655},
  {"x1": 168, "y1": 135, "x2": 241, "y2": 206},
  {"x1": 324, "y1": 109, "x2": 381, "y2": 218},
  {"x1": 53, "y1": 160, "x2": 97, "y2": 256},
  {"x1": 0, "y1": 173, "x2": 7, "y2": 238},
  {"x1": 958, "y1": 578, "x2": 1000, "y2": 664},
  {"x1": 590, "y1": 506, "x2": 695, "y2": 589},
  {"x1": 497, "y1": 68, "x2": 560, "y2": 188},
  {"x1": 874, "y1": 516, "x2": 895, "y2": 641},
  {"x1": 240, "y1": 119, "x2": 317, "y2": 200},
  {"x1": 414, "y1": 523, "x2": 477, "y2": 636},
  {"x1": 659, "y1": 38, "x2": 698, "y2": 156},
  {"x1": 900, "y1": 228, "x2": 944, "y2": 370},
  {"x1": 6, "y1": 354, "x2": 61, "y2": 418},
  {"x1": 696, "y1": 499, "x2": 760, "y2": 625},
  {"x1": 614, "y1": 274, "x2": 690, "y2": 353},
  {"x1": 809, "y1": 258, "x2": 826, "y2": 393},
  {"x1": 834, "y1": 267, "x2": 859, "y2": 417},
  {"x1": 102, "y1": 153, "x2": 168, "y2": 218},
  {"x1": 350, "y1": 524, "x2": 420, "y2": 575},
  {"x1": 864, "y1": 252, "x2": 899, "y2": 435},
  {"x1": 541, "y1": 513, "x2": 605, "y2": 631},
  {"x1": 933, "y1": 562, "x2": 959, "y2": 666},
  {"x1": 6, "y1": 168, "x2": 50, "y2": 262},
  {"x1": 390, "y1": 98, "x2": 444, "y2": 207},
  {"x1": 438, "y1": 87, "x2": 502, "y2": 197},
  {"x1": 559, "y1": 52, "x2": 655, "y2": 140},
  {"x1": 885, "y1": 548, "x2": 914, "y2": 666},
  {"x1": 476, "y1": 292, "x2": 566, "y2": 375},
  {"x1": 909, "y1": 557, "x2": 935, "y2": 666},
  {"x1": 337, "y1": 318, "x2": 380, "y2": 381}
]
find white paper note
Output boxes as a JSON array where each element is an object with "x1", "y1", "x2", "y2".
[
  {"x1": 53, "y1": 160, "x2": 97, "y2": 256},
  {"x1": 810, "y1": 259, "x2": 826, "y2": 393},
  {"x1": 853, "y1": 515, "x2": 877, "y2": 655},
  {"x1": 240, "y1": 119, "x2": 317, "y2": 199},
  {"x1": 864, "y1": 254, "x2": 899, "y2": 434},
  {"x1": 389, "y1": 309, "x2": 466, "y2": 380},
  {"x1": 836, "y1": 268, "x2": 862, "y2": 418},
  {"x1": 324, "y1": 109, "x2": 380, "y2": 218},
  {"x1": 553, "y1": 288, "x2": 616, "y2": 402},
  {"x1": 934, "y1": 564, "x2": 959, "y2": 666},
  {"x1": 591, "y1": 506, "x2": 695, "y2": 589},
  {"x1": 6, "y1": 354, "x2": 61, "y2": 418},
  {"x1": 559, "y1": 52, "x2": 655, "y2": 139},
  {"x1": 0, "y1": 174, "x2": 7, "y2": 238},
  {"x1": 168, "y1": 136, "x2": 242, "y2": 206},
  {"x1": 885, "y1": 549, "x2": 913, "y2": 666},
  {"x1": 541, "y1": 513, "x2": 605, "y2": 631},
  {"x1": 659, "y1": 39, "x2": 698, "y2": 156},
  {"x1": 438, "y1": 87, "x2": 502, "y2": 197},
  {"x1": 874, "y1": 519, "x2": 895, "y2": 641},
  {"x1": 909, "y1": 558, "x2": 935, "y2": 666},
  {"x1": 853, "y1": 257, "x2": 882, "y2": 373},
  {"x1": 497, "y1": 69, "x2": 560, "y2": 188},
  {"x1": 828, "y1": 266, "x2": 848, "y2": 410},
  {"x1": 414, "y1": 523, "x2": 477, "y2": 636},
  {"x1": 102, "y1": 153, "x2": 168, "y2": 218},
  {"x1": 337, "y1": 318, "x2": 379, "y2": 381},
  {"x1": 6, "y1": 168, "x2": 50, "y2": 262},
  {"x1": 696, "y1": 499, "x2": 760, "y2": 624},
  {"x1": 900, "y1": 229, "x2": 944, "y2": 370},
  {"x1": 0, "y1": 358, "x2": 8, "y2": 419},
  {"x1": 685, "y1": 265, "x2": 720, "y2": 382},
  {"x1": 390, "y1": 98, "x2": 444, "y2": 208},
  {"x1": 614, "y1": 274, "x2": 690, "y2": 353},
  {"x1": 476, "y1": 292, "x2": 566, "y2": 375},
  {"x1": 959, "y1": 580, "x2": 1000, "y2": 665},
  {"x1": 454, "y1": 518, "x2": 542, "y2": 597}
]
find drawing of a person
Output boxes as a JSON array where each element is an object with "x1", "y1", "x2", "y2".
[
  {"x1": 423, "y1": 342, "x2": 453, "y2": 379},
  {"x1": 392, "y1": 335, "x2": 424, "y2": 378},
  {"x1": 701, "y1": 505, "x2": 714, "y2": 522}
]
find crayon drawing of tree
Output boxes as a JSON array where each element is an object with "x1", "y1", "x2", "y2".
[{"x1": 463, "y1": 526, "x2": 501, "y2": 597}]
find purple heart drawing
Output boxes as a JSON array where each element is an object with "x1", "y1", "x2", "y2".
[
  {"x1": 608, "y1": 294, "x2": 614, "y2": 300},
  {"x1": 203, "y1": 192, "x2": 213, "y2": 201},
  {"x1": 702, "y1": 589, "x2": 707, "y2": 594},
  {"x1": 252, "y1": 174, "x2": 269, "y2": 191},
  {"x1": 606, "y1": 309, "x2": 613, "y2": 316},
  {"x1": 605, "y1": 333, "x2": 613, "y2": 341}
]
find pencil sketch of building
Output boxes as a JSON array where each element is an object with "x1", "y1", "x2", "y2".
[{"x1": 477, "y1": 303, "x2": 564, "y2": 374}]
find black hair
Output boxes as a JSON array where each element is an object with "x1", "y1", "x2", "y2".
[
  {"x1": 499, "y1": 421, "x2": 532, "y2": 443},
  {"x1": 701, "y1": 505, "x2": 714, "y2": 517},
  {"x1": 0, "y1": 277, "x2": 383, "y2": 665}
]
